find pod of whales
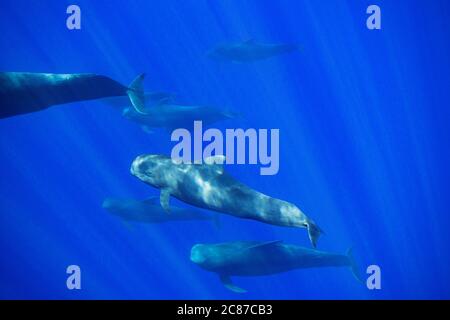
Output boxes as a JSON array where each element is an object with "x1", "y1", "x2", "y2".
[
  {"x1": 0, "y1": 72, "x2": 146, "y2": 118},
  {"x1": 3, "y1": 37, "x2": 357, "y2": 294},
  {"x1": 190, "y1": 240, "x2": 361, "y2": 293},
  {"x1": 130, "y1": 154, "x2": 323, "y2": 247}
]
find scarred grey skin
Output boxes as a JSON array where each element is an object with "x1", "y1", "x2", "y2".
[
  {"x1": 102, "y1": 197, "x2": 216, "y2": 224},
  {"x1": 130, "y1": 154, "x2": 322, "y2": 247},
  {"x1": 122, "y1": 104, "x2": 237, "y2": 132},
  {"x1": 207, "y1": 40, "x2": 298, "y2": 63},
  {"x1": 0, "y1": 72, "x2": 145, "y2": 118},
  {"x1": 190, "y1": 240, "x2": 360, "y2": 293}
]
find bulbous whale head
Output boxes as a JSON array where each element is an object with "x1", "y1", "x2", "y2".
[
  {"x1": 190, "y1": 244, "x2": 208, "y2": 265},
  {"x1": 130, "y1": 154, "x2": 172, "y2": 188},
  {"x1": 190, "y1": 242, "x2": 238, "y2": 270},
  {"x1": 190, "y1": 243, "x2": 228, "y2": 272}
]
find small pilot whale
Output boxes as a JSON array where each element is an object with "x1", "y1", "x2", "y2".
[
  {"x1": 130, "y1": 155, "x2": 322, "y2": 247},
  {"x1": 0, "y1": 72, "x2": 146, "y2": 119},
  {"x1": 190, "y1": 240, "x2": 361, "y2": 293},
  {"x1": 207, "y1": 40, "x2": 298, "y2": 63},
  {"x1": 102, "y1": 197, "x2": 218, "y2": 225},
  {"x1": 122, "y1": 103, "x2": 237, "y2": 132}
]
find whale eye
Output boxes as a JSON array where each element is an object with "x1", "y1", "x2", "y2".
[{"x1": 138, "y1": 163, "x2": 148, "y2": 172}]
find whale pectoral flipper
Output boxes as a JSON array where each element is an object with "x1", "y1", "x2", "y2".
[
  {"x1": 127, "y1": 73, "x2": 146, "y2": 114},
  {"x1": 160, "y1": 188, "x2": 171, "y2": 213},
  {"x1": 219, "y1": 275, "x2": 247, "y2": 293}
]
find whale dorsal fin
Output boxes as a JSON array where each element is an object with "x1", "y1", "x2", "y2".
[
  {"x1": 243, "y1": 240, "x2": 283, "y2": 251},
  {"x1": 127, "y1": 74, "x2": 147, "y2": 114},
  {"x1": 204, "y1": 155, "x2": 225, "y2": 175},
  {"x1": 219, "y1": 275, "x2": 247, "y2": 293}
]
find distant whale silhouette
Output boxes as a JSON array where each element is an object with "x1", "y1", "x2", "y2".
[
  {"x1": 191, "y1": 240, "x2": 361, "y2": 293},
  {"x1": 0, "y1": 72, "x2": 146, "y2": 119},
  {"x1": 122, "y1": 103, "x2": 237, "y2": 133},
  {"x1": 102, "y1": 197, "x2": 218, "y2": 225},
  {"x1": 207, "y1": 40, "x2": 298, "y2": 63},
  {"x1": 130, "y1": 154, "x2": 322, "y2": 247}
]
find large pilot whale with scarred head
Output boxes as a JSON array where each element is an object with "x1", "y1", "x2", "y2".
[
  {"x1": 190, "y1": 240, "x2": 361, "y2": 293},
  {"x1": 130, "y1": 154, "x2": 322, "y2": 247},
  {"x1": 0, "y1": 72, "x2": 146, "y2": 119}
]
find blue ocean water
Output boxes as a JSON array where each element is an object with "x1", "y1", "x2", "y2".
[{"x1": 0, "y1": 0, "x2": 449, "y2": 299}]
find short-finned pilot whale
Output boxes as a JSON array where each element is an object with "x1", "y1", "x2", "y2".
[
  {"x1": 0, "y1": 72, "x2": 146, "y2": 119},
  {"x1": 207, "y1": 39, "x2": 298, "y2": 63},
  {"x1": 122, "y1": 103, "x2": 237, "y2": 133},
  {"x1": 190, "y1": 240, "x2": 361, "y2": 293},
  {"x1": 130, "y1": 154, "x2": 322, "y2": 247},
  {"x1": 102, "y1": 197, "x2": 219, "y2": 225}
]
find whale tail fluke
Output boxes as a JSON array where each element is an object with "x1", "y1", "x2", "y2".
[
  {"x1": 127, "y1": 73, "x2": 147, "y2": 114},
  {"x1": 306, "y1": 218, "x2": 323, "y2": 248},
  {"x1": 347, "y1": 247, "x2": 364, "y2": 283}
]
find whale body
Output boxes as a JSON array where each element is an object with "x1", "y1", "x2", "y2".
[
  {"x1": 102, "y1": 197, "x2": 217, "y2": 225},
  {"x1": 190, "y1": 240, "x2": 360, "y2": 293},
  {"x1": 122, "y1": 104, "x2": 237, "y2": 132},
  {"x1": 0, "y1": 72, "x2": 146, "y2": 119},
  {"x1": 207, "y1": 40, "x2": 298, "y2": 63},
  {"x1": 98, "y1": 91, "x2": 175, "y2": 109},
  {"x1": 130, "y1": 154, "x2": 322, "y2": 247}
]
